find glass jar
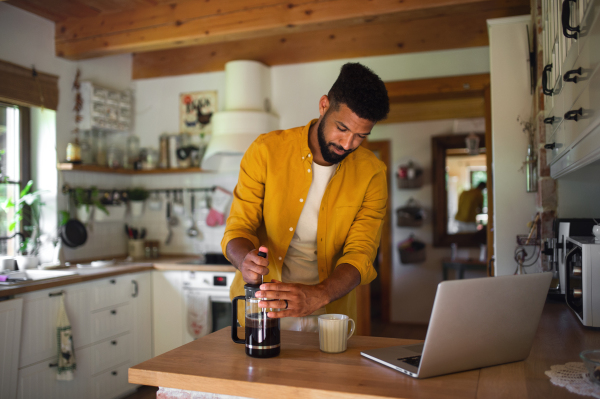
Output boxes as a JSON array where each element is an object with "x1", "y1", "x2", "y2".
[
  {"x1": 96, "y1": 131, "x2": 107, "y2": 166},
  {"x1": 106, "y1": 144, "x2": 121, "y2": 169},
  {"x1": 66, "y1": 137, "x2": 81, "y2": 163},
  {"x1": 123, "y1": 135, "x2": 140, "y2": 170},
  {"x1": 80, "y1": 130, "x2": 93, "y2": 164}
]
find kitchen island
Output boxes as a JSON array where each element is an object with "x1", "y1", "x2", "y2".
[{"x1": 129, "y1": 301, "x2": 600, "y2": 398}]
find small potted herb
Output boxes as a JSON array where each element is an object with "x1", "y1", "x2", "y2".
[
  {"x1": 73, "y1": 186, "x2": 108, "y2": 223},
  {"x1": 127, "y1": 188, "x2": 150, "y2": 218}
]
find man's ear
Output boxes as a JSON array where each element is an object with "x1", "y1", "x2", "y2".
[{"x1": 319, "y1": 95, "x2": 330, "y2": 117}]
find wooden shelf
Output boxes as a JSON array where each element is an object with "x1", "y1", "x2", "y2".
[{"x1": 57, "y1": 163, "x2": 213, "y2": 174}]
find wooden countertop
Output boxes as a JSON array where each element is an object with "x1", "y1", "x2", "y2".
[
  {"x1": 129, "y1": 301, "x2": 600, "y2": 399},
  {"x1": 0, "y1": 256, "x2": 236, "y2": 297}
]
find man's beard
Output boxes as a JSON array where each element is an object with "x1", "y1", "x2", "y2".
[{"x1": 317, "y1": 113, "x2": 354, "y2": 164}]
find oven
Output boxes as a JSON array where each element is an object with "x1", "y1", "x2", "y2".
[
  {"x1": 565, "y1": 236, "x2": 600, "y2": 327},
  {"x1": 181, "y1": 270, "x2": 236, "y2": 343}
]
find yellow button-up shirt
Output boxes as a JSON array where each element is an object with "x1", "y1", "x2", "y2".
[{"x1": 222, "y1": 119, "x2": 387, "y2": 322}]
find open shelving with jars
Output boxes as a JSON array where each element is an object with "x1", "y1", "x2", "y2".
[{"x1": 56, "y1": 163, "x2": 213, "y2": 175}]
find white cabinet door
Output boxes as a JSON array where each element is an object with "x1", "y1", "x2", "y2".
[
  {"x1": 152, "y1": 271, "x2": 184, "y2": 356},
  {"x1": 0, "y1": 297, "x2": 23, "y2": 399},
  {"x1": 90, "y1": 274, "x2": 133, "y2": 311},
  {"x1": 18, "y1": 283, "x2": 91, "y2": 368},
  {"x1": 130, "y1": 272, "x2": 152, "y2": 365},
  {"x1": 90, "y1": 303, "x2": 131, "y2": 342},
  {"x1": 17, "y1": 345, "x2": 91, "y2": 399}
]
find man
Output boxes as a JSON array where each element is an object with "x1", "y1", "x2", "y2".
[
  {"x1": 221, "y1": 63, "x2": 389, "y2": 331},
  {"x1": 454, "y1": 182, "x2": 486, "y2": 233}
]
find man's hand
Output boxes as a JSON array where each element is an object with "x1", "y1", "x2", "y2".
[
  {"x1": 239, "y1": 249, "x2": 269, "y2": 284},
  {"x1": 256, "y1": 280, "x2": 328, "y2": 318}
]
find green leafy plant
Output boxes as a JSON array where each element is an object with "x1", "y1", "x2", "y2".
[
  {"x1": 0, "y1": 180, "x2": 44, "y2": 255},
  {"x1": 127, "y1": 187, "x2": 150, "y2": 201},
  {"x1": 73, "y1": 187, "x2": 108, "y2": 215}
]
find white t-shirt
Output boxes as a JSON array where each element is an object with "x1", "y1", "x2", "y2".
[{"x1": 281, "y1": 161, "x2": 336, "y2": 324}]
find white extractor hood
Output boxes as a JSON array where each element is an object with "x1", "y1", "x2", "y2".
[{"x1": 202, "y1": 60, "x2": 280, "y2": 171}]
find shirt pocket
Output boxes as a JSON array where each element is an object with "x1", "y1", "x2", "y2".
[{"x1": 333, "y1": 206, "x2": 361, "y2": 252}]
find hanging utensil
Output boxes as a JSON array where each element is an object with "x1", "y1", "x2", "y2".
[
  {"x1": 61, "y1": 192, "x2": 88, "y2": 248},
  {"x1": 187, "y1": 192, "x2": 201, "y2": 239}
]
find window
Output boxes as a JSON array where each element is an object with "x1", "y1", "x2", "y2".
[{"x1": 0, "y1": 103, "x2": 29, "y2": 256}]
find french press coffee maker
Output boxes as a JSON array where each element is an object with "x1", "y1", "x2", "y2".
[{"x1": 231, "y1": 248, "x2": 281, "y2": 358}]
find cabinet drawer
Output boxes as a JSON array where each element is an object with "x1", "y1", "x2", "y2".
[
  {"x1": 90, "y1": 333, "x2": 132, "y2": 376},
  {"x1": 18, "y1": 285, "x2": 91, "y2": 368},
  {"x1": 90, "y1": 303, "x2": 131, "y2": 343},
  {"x1": 90, "y1": 275, "x2": 133, "y2": 311},
  {"x1": 562, "y1": 64, "x2": 600, "y2": 150},
  {"x1": 17, "y1": 346, "x2": 91, "y2": 399},
  {"x1": 90, "y1": 362, "x2": 133, "y2": 399}
]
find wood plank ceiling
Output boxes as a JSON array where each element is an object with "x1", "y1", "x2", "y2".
[{"x1": 6, "y1": 0, "x2": 530, "y2": 79}]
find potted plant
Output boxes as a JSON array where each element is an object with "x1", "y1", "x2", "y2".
[
  {"x1": 73, "y1": 186, "x2": 108, "y2": 223},
  {"x1": 127, "y1": 188, "x2": 150, "y2": 218},
  {"x1": 0, "y1": 180, "x2": 44, "y2": 269}
]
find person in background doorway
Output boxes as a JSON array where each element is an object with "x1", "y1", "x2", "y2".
[
  {"x1": 222, "y1": 63, "x2": 390, "y2": 332},
  {"x1": 454, "y1": 182, "x2": 486, "y2": 233}
]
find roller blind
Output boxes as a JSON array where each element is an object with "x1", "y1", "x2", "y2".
[{"x1": 0, "y1": 59, "x2": 58, "y2": 110}]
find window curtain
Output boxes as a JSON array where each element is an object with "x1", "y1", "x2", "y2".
[{"x1": 0, "y1": 59, "x2": 58, "y2": 110}]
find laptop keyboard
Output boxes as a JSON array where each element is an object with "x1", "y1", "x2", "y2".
[{"x1": 398, "y1": 355, "x2": 421, "y2": 368}]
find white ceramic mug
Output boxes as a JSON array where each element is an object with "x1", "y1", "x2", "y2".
[{"x1": 318, "y1": 314, "x2": 355, "y2": 353}]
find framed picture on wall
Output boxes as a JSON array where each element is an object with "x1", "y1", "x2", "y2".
[{"x1": 179, "y1": 91, "x2": 217, "y2": 134}]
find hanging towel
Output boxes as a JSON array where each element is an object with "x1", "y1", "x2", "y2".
[
  {"x1": 56, "y1": 293, "x2": 76, "y2": 381},
  {"x1": 186, "y1": 290, "x2": 212, "y2": 339},
  {"x1": 206, "y1": 187, "x2": 232, "y2": 227}
]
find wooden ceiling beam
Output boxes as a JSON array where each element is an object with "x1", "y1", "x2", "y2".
[
  {"x1": 383, "y1": 97, "x2": 486, "y2": 124},
  {"x1": 53, "y1": 0, "x2": 529, "y2": 60},
  {"x1": 131, "y1": 7, "x2": 523, "y2": 79},
  {"x1": 385, "y1": 74, "x2": 491, "y2": 103}
]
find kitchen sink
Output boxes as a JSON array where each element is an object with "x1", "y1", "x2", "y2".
[{"x1": 0, "y1": 269, "x2": 78, "y2": 285}]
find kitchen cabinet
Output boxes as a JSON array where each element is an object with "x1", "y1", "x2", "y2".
[
  {"x1": 0, "y1": 297, "x2": 23, "y2": 399},
  {"x1": 543, "y1": 0, "x2": 600, "y2": 177},
  {"x1": 152, "y1": 271, "x2": 185, "y2": 356},
  {"x1": 14, "y1": 271, "x2": 153, "y2": 399}
]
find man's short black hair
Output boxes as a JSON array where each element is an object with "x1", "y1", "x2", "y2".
[{"x1": 327, "y1": 63, "x2": 389, "y2": 123}]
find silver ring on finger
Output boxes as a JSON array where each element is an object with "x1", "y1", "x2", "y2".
[{"x1": 284, "y1": 300, "x2": 289, "y2": 310}]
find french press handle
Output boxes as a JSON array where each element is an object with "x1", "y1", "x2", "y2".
[{"x1": 231, "y1": 296, "x2": 245, "y2": 344}]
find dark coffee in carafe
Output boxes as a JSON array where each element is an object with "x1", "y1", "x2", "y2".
[{"x1": 245, "y1": 313, "x2": 280, "y2": 358}]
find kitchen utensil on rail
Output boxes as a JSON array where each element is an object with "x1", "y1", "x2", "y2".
[
  {"x1": 173, "y1": 190, "x2": 185, "y2": 215},
  {"x1": 187, "y1": 192, "x2": 201, "y2": 238},
  {"x1": 231, "y1": 247, "x2": 280, "y2": 358},
  {"x1": 165, "y1": 191, "x2": 176, "y2": 245},
  {"x1": 60, "y1": 192, "x2": 88, "y2": 248}
]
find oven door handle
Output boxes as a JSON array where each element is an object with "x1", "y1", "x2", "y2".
[
  {"x1": 209, "y1": 295, "x2": 231, "y2": 304},
  {"x1": 564, "y1": 246, "x2": 579, "y2": 265}
]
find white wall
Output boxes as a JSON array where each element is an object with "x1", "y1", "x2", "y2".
[
  {"x1": 488, "y1": 16, "x2": 536, "y2": 276},
  {"x1": 0, "y1": 3, "x2": 132, "y2": 261},
  {"x1": 556, "y1": 160, "x2": 600, "y2": 218},
  {"x1": 370, "y1": 119, "x2": 486, "y2": 324}
]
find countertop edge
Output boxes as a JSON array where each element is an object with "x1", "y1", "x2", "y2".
[
  {"x1": 1, "y1": 260, "x2": 236, "y2": 297},
  {"x1": 127, "y1": 367, "x2": 394, "y2": 399}
]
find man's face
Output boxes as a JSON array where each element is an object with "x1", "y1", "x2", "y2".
[{"x1": 317, "y1": 102, "x2": 375, "y2": 164}]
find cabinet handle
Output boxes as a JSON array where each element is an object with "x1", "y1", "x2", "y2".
[
  {"x1": 111, "y1": 340, "x2": 117, "y2": 345},
  {"x1": 564, "y1": 67, "x2": 582, "y2": 83},
  {"x1": 111, "y1": 371, "x2": 118, "y2": 376},
  {"x1": 544, "y1": 143, "x2": 556, "y2": 150},
  {"x1": 49, "y1": 363, "x2": 58, "y2": 368},
  {"x1": 111, "y1": 309, "x2": 117, "y2": 315},
  {"x1": 110, "y1": 279, "x2": 116, "y2": 284},
  {"x1": 543, "y1": 116, "x2": 555, "y2": 125},
  {"x1": 562, "y1": 0, "x2": 580, "y2": 39},
  {"x1": 564, "y1": 108, "x2": 583, "y2": 121},
  {"x1": 542, "y1": 64, "x2": 553, "y2": 96},
  {"x1": 132, "y1": 280, "x2": 139, "y2": 298},
  {"x1": 48, "y1": 290, "x2": 64, "y2": 297}
]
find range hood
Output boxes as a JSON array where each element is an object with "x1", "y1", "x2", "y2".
[{"x1": 202, "y1": 61, "x2": 279, "y2": 171}]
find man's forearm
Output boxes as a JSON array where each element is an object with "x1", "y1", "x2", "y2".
[
  {"x1": 318, "y1": 263, "x2": 361, "y2": 305},
  {"x1": 226, "y1": 237, "x2": 256, "y2": 270}
]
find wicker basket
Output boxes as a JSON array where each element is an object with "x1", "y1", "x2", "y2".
[
  {"x1": 399, "y1": 247, "x2": 426, "y2": 264},
  {"x1": 396, "y1": 198, "x2": 425, "y2": 227},
  {"x1": 397, "y1": 172, "x2": 423, "y2": 189}
]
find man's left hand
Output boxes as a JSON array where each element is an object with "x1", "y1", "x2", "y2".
[{"x1": 256, "y1": 280, "x2": 328, "y2": 318}]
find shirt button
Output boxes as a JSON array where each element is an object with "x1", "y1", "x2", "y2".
[
  {"x1": 279, "y1": 257, "x2": 282, "y2": 260},
  {"x1": 302, "y1": 157, "x2": 304, "y2": 160},
  {"x1": 308, "y1": 169, "x2": 311, "y2": 173},
  {"x1": 308, "y1": 154, "x2": 311, "y2": 157},
  {"x1": 299, "y1": 198, "x2": 304, "y2": 202},
  {"x1": 289, "y1": 227, "x2": 294, "y2": 231}
]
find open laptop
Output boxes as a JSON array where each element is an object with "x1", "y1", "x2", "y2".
[{"x1": 361, "y1": 272, "x2": 552, "y2": 378}]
